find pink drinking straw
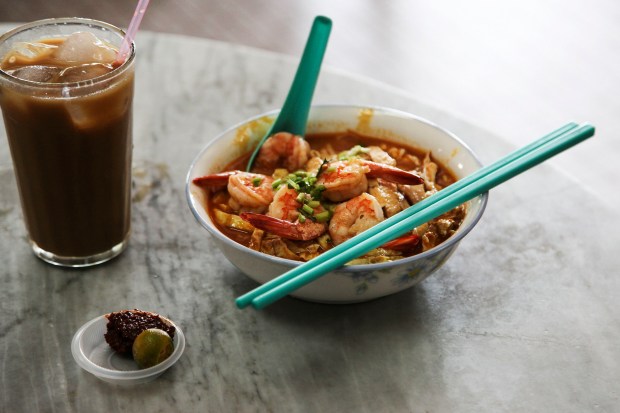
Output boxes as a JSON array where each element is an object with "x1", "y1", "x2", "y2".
[{"x1": 114, "y1": 0, "x2": 151, "y2": 67}]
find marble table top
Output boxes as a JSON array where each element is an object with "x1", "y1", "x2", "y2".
[{"x1": 1, "y1": 27, "x2": 618, "y2": 412}]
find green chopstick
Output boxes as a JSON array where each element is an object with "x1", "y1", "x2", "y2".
[
  {"x1": 236, "y1": 122, "x2": 594, "y2": 309},
  {"x1": 235, "y1": 122, "x2": 578, "y2": 309}
]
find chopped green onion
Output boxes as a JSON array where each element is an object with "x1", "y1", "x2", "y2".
[
  {"x1": 296, "y1": 193, "x2": 305, "y2": 203},
  {"x1": 271, "y1": 178, "x2": 282, "y2": 189},
  {"x1": 310, "y1": 184, "x2": 326, "y2": 199},
  {"x1": 298, "y1": 214, "x2": 306, "y2": 223},
  {"x1": 287, "y1": 179, "x2": 300, "y2": 191},
  {"x1": 307, "y1": 200, "x2": 320, "y2": 208},
  {"x1": 314, "y1": 211, "x2": 331, "y2": 223},
  {"x1": 252, "y1": 177, "x2": 262, "y2": 187},
  {"x1": 302, "y1": 204, "x2": 314, "y2": 215}
]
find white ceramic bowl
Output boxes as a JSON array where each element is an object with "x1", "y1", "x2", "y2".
[
  {"x1": 186, "y1": 105, "x2": 487, "y2": 303},
  {"x1": 71, "y1": 314, "x2": 185, "y2": 385}
]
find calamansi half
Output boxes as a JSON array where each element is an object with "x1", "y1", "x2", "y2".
[{"x1": 132, "y1": 328, "x2": 174, "y2": 369}]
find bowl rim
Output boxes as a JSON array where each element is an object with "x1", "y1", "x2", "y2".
[{"x1": 185, "y1": 104, "x2": 488, "y2": 272}]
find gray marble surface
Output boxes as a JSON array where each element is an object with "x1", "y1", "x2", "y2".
[{"x1": 1, "y1": 28, "x2": 618, "y2": 412}]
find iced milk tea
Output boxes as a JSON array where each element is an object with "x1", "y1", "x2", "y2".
[{"x1": 0, "y1": 18, "x2": 134, "y2": 267}]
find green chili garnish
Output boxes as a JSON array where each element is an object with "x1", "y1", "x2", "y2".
[{"x1": 314, "y1": 159, "x2": 329, "y2": 179}]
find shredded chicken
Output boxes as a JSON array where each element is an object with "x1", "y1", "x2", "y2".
[{"x1": 368, "y1": 178, "x2": 409, "y2": 217}]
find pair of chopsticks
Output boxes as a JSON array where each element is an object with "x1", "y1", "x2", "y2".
[{"x1": 236, "y1": 122, "x2": 595, "y2": 310}]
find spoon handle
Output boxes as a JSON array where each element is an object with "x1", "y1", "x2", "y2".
[
  {"x1": 273, "y1": 15, "x2": 332, "y2": 136},
  {"x1": 246, "y1": 16, "x2": 332, "y2": 171}
]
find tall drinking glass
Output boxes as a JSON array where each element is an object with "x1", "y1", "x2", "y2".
[{"x1": 0, "y1": 18, "x2": 135, "y2": 267}]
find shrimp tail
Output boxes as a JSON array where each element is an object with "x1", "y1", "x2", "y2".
[
  {"x1": 382, "y1": 234, "x2": 420, "y2": 251},
  {"x1": 364, "y1": 161, "x2": 424, "y2": 185},
  {"x1": 240, "y1": 213, "x2": 296, "y2": 237},
  {"x1": 240, "y1": 212, "x2": 326, "y2": 241},
  {"x1": 192, "y1": 171, "x2": 237, "y2": 188}
]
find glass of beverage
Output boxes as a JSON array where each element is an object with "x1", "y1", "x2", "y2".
[{"x1": 0, "y1": 18, "x2": 135, "y2": 267}]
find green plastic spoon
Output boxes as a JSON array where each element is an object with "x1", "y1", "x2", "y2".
[{"x1": 245, "y1": 16, "x2": 332, "y2": 171}]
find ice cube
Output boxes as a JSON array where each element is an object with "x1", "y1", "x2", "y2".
[
  {"x1": 54, "y1": 32, "x2": 117, "y2": 64},
  {"x1": 10, "y1": 41, "x2": 56, "y2": 59},
  {"x1": 1, "y1": 42, "x2": 57, "y2": 67},
  {"x1": 57, "y1": 63, "x2": 113, "y2": 82},
  {"x1": 9, "y1": 65, "x2": 61, "y2": 82}
]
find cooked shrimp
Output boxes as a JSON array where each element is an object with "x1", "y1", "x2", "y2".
[
  {"x1": 317, "y1": 159, "x2": 423, "y2": 202},
  {"x1": 365, "y1": 160, "x2": 424, "y2": 185},
  {"x1": 240, "y1": 212, "x2": 327, "y2": 241},
  {"x1": 192, "y1": 170, "x2": 236, "y2": 189},
  {"x1": 193, "y1": 171, "x2": 274, "y2": 212},
  {"x1": 317, "y1": 159, "x2": 369, "y2": 202},
  {"x1": 267, "y1": 186, "x2": 303, "y2": 221},
  {"x1": 329, "y1": 193, "x2": 385, "y2": 245},
  {"x1": 304, "y1": 156, "x2": 325, "y2": 175},
  {"x1": 239, "y1": 185, "x2": 328, "y2": 241},
  {"x1": 254, "y1": 132, "x2": 311, "y2": 172}
]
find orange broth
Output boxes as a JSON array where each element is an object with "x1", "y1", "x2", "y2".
[{"x1": 204, "y1": 131, "x2": 464, "y2": 262}]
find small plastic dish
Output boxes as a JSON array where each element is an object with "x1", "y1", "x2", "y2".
[{"x1": 71, "y1": 314, "x2": 185, "y2": 385}]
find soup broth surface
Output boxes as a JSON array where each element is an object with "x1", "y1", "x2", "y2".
[{"x1": 201, "y1": 130, "x2": 466, "y2": 264}]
